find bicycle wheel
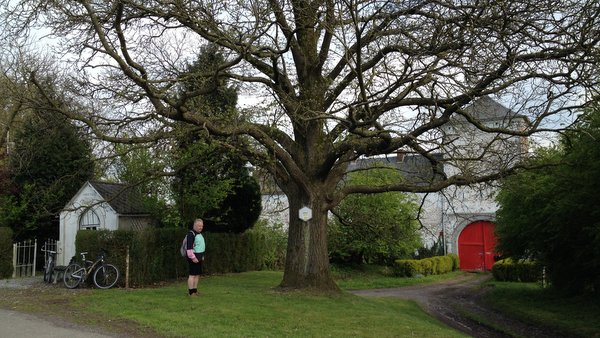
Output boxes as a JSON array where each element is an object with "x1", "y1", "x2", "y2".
[
  {"x1": 63, "y1": 263, "x2": 84, "y2": 289},
  {"x1": 43, "y1": 257, "x2": 55, "y2": 283},
  {"x1": 93, "y1": 264, "x2": 119, "y2": 289}
]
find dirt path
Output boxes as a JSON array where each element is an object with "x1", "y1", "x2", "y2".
[{"x1": 350, "y1": 273, "x2": 571, "y2": 338}]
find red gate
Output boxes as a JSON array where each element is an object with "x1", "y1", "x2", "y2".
[{"x1": 458, "y1": 221, "x2": 497, "y2": 271}]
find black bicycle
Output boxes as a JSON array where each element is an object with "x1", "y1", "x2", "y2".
[
  {"x1": 63, "y1": 250, "x2": 120, "y2": 289},
  {"x1": 41, "y1": 247, "x2": 57, "y2": 283}
]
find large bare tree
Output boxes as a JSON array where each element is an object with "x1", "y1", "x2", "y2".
[{"x1": 2, "y1": 0, "x2": 599, "y2": 290}]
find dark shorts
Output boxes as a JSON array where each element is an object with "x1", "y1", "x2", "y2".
[{"x1": 188, "y1": 252, "x2": 205, "y2": 276}]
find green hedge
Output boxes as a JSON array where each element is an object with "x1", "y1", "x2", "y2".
[
  {"x1": 0, "y1": 227, "x2": 13, "y2": 278},
  {"x1": 392, "y1": 254, "x2": 459, "y2": 277},
  {"x1": 392, "y1": 259, "x2": 420, "y2": 277},
  {"x1": 74, "y1": 226, "x2": 287, "y2": 287},
  {"x1": 448, "y1": 253, "x2": 460, "y2": 271},
  {"x1": 492, "y1": 258, "x2": 542, "y2": 282}
]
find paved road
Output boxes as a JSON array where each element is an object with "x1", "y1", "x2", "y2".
[
  {"x1": 1, "y1": 277, "x2": 122, "y2": 338},
  {"x1": 0, "y1": 308, "x2": 118, "y2": 338}
]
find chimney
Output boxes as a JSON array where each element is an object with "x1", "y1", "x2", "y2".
[{"x1": 397, "y1": 150, "x2": 406, "y2": 162}]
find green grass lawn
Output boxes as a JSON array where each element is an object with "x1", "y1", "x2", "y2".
[
  {"x1": 6, "y1": 268, "x2": 597, "y2": 337},
  {"x1": 75, "y1": 271, "x2": 467, "y2": 337},
  {"x1": 484, "y1": 281, "x2": 600, "y2": 337}
]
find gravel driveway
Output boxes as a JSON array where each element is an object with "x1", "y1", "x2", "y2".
[{"x1": 350, "y1": 273, "x2": 572, "y2": 338}]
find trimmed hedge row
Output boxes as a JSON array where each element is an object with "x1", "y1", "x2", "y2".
[
  {"x1": 392, "y1": 253, "x2": 460, "y2": 277},
  {"x1": 75, "y1": 226, "x2": 286, "y2": 287},
  {"x1": 0, "y1": 227, "x2": 13, "y2": 279},
  {"x1": 492, "y1": 258, "x2": 542, "y2": 282}
]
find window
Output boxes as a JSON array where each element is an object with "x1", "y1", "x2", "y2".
[{"x1": 79, "y1": 208, "x2": 101, "y2": 230}]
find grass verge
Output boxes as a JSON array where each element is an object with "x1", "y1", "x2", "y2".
[{"x1": 483, "y1": 280, "x2": 600, "y2": 337}]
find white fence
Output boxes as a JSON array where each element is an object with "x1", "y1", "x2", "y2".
[
  {"x1": 12, "y1": 239, "x2": 37, "y2": 278},
  {"x1": 10, "y1": 239, "x2": 61, "y2": 278}
]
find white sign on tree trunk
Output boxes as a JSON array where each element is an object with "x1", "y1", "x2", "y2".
[{"x1": 299, "y1": 206, "x2": 312, "y2": 221}]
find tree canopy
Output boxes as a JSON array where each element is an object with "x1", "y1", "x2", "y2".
[
  {"x1": 172, "y1": 44, "x2": 262, "y2": 232},
  {"x1": 1, "y1": 110, "x2": 95, "y2": 241},
  {"x1": 105, "y1": 43, "x2": 262, "y2": 231},
  {"x1": 496, "y1": 107, "x2": 600, "y2": 294},
  {"x1": 329, "y1": 165, "x2": 421, "y2": 265},
  {"x1": 2, "y1": 0, "x2": 599, "y2": 290},
  {"x1": 0, "y1": 52, "x2": 97, "y2": 241}
]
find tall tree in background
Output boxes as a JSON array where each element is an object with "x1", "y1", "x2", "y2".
[
  {"x1": 0, "y1": 54, "x2": 33, "y2": 240},
  {"x1": 111, "y1": 143, "x2": 180, "y2": 227},
  {"x1": 496, "y1": 106, "x2": 600, "y2": 294},
  {"x1": 0, "y1": 63, "x2": 23, "y2": 153},
  {"x1": 0, "y1": 57, "x2": 96, "y2": 241},
  {"x1": 173, "y1": 44, "x2": 261, "y2": 232},
  {"x1": 0, "y1": 151, "x2": 22, "y2": 239},
  {"x1": 5, "y1": 110, "x2": 95, "y2": 241},
  {"x1": 3, "y1": 0, "x2": 599, "y2": 290}
]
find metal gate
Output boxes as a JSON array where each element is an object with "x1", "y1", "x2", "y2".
[{"x1": 12, "y1": 239, "x2": 37, "y2": 277}]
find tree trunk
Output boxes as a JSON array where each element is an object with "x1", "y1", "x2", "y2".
[{"x1": 280, "y1": 189, "x2": 339, "y2": 291}]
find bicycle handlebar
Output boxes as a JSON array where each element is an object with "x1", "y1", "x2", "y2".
[{"x1": 75, "y1": 249, "x2": 111, "y2": 264}]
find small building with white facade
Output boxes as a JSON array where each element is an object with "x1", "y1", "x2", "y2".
[{"x1": 57, "y1": 181, "x2": 156, "y2": 265}]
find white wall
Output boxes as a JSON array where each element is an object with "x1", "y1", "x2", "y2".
[
  {"x1": 258, "y1": 184, "x2": 500, "y2": 257},
  {"x1": 260, "y1": 191, "x2": 456, "y2": 252},
  {"x1": 414, "y1": 192, "x2": 443, "y2": 248},
  {"x1": 260, "y1": 194, "x2": 290, "y2": 228}
]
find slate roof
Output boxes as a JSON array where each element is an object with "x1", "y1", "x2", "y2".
[
  {"x1": 88, "y1": 181, "x2": 150, "y2": 215},
  {"x1": 461, "y1": 96, "x2": 528, "y2": 123},
  {"x1": 347, "y1": 153, "x2": 444, "y2": 186},
  {"x1": 346, "y1": 98, "x2": 524, "y2": 185}
]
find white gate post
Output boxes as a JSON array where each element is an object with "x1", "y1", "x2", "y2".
[
  {"x1": 32, "y1": 239, "x2": 37, "y2": 277},
  {"x1": 12, "y1": 243, "x2": 16, "y2": 278},
  {"x1": 56, "y1": 240, "x2": 63, "y2": 266}
]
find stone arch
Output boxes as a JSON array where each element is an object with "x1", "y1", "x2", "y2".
[{"x1": 450, "y1": 214, "x2": 497, "y2": 271}]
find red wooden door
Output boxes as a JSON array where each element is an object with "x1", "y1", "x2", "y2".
[{"x1": 458, "y1": 221, "x2": 497, "y2": 271}]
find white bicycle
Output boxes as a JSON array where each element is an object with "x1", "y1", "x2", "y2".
[{"x1": 63, "y1": 250, "x2": 120, "y2": 289}]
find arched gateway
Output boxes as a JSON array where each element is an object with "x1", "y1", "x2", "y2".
[{"x1": 457, "y1": 220, "x2": 498, "y2": 271}]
